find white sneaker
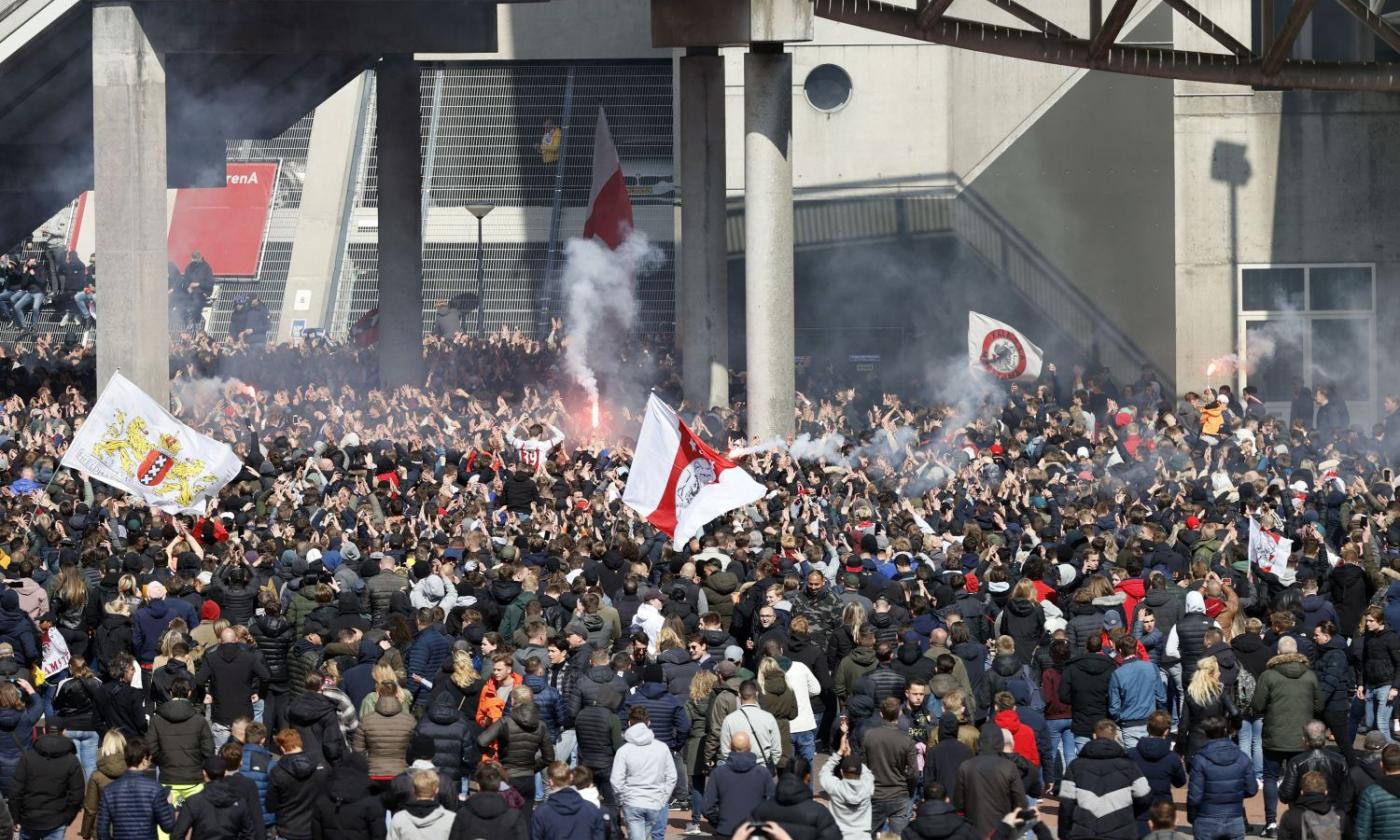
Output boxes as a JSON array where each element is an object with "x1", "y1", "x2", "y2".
[{"x1": 684, "y1": 825, "x2": 703, "y2": 836}]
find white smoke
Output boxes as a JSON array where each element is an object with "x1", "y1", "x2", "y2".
[
  {"x1": 790, "y1": 433, "x2": 848, "y2": 463},
  {"x1": 171, "y1": 376, "x2": 255, "y2": 421},
  {"x1": 562, "y1": 232, "x2": 663, "y2": 402}
]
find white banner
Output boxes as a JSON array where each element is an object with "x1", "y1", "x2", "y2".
[
  {"x1": 1248, "y1": 518, "x2": 1293, "y2": 573},
  {"x1": 61, "y1": 373, "x2": 244, "y2": 514}
]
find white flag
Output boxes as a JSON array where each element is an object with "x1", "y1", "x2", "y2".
[
  {"x1": 61, "y1": 373, "x2": 244, "y2": 514},
  {"x1": 968, "y1": 311, "x2": 1044, "y2": 381},
  {"x1": 623, "y1": 394, "x2": 766, "y2": 549},
  {"x1": 1248, "y1": 518, "x2": 1293, "y2": 573}
]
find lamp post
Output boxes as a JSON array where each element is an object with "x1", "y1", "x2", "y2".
[{"x1": 466, "y1": 204, "x2": 493, "y2": 336}]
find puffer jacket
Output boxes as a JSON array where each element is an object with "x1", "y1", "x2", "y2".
[
  {"x1": 476, "y1": 702, "x2": 553, "y2": 780},
  {"x1": 310, "y1": 758, "x2": 386, "y2": 839},
  {"x1": 240, "y1": 743, "x2": 277, "y2": 827},
  {"x1": 365, "y1": 569, "x2": 407, "y2": 625},
  {"x1": 1059, "y1": 653, "x2": 1117, "y2": 737},
  {"x1": 1187, "y1": 738, "x2": 1257, "y2": 822},
  {"x1": 1357, "y1": 775, "x2": 1400, "y2": 840},
  {"x1": 353, "y1": 696, "x2": 416, "y2": 778},
  {"x1": 1135, "y1": 588, "x2": 1182, "y2": 639},
  {"x1": 251, "y1": 613, "x2": 295, "y2": 689},
  {"x1": 0, "y1": 692, "x2": 42, "y2": 794},
  {"x1": 266, "y1": 751, "x2": 324, "y2": 840},
  {"x1": 217, "y1": 581, "x2": 260, "y2": 628},
  {"x1": 1058, "y1": 737, "x2": 1150, "y2": 840},
  {"x1": 521, "y1": 674, "x2": 565, "y2": 740},
  {"x1": 415, "y1": 700, "x2": 472, "y2": 782},
  {"x1": 1064, "y1": 601, "x2": 1105, "y2": 657},
  {"x1": 572, "y1": 664, "x2": 628, "y2": 716},
  {"x1": 405, "y1": 626, "x2": 452, "y2": 706},
  {"x1": 899, "y1": 800, "x2": 978, "y2": 840},
  {"x1": 1315, "y1": 635, "x2": 1356, "y2": 712},
  {"x1": 658, "y1": 646, "x2": 700, "y2": 697},
  {"x1": 82, "y1": 750, "x2": 127, "y2": 838},
  {"x1": 169, "y1": 776, "x2": 256, "y2": 840},
  {"x1": 449, "y1": 790, "x2": 525, "y2": 840},
  {"x1": 94, "y1": 768, "x2": 177, "y2": 840},
  {"x1": 1359, "y1": 627, "x2": 1400, "y2": 688},
  {"x1": 285, "y1": 587, "x2": 319, "y2": 636},
  {"x1": 1128, "y1": 736, "x2": 1185, "y2": 803},
  {"x1": 146, "y1": 698, "x2": 214, "y2": 785},
  {"x1": 620, "y1": 681, "x2": 691, "y2": 750},
  {"x1": 575, "y1": 695, "x2": 623, "y2": 777}
]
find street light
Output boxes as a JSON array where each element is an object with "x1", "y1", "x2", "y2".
[{"x1": 466, "y1": 204, "x2": 493, "y2": 336}]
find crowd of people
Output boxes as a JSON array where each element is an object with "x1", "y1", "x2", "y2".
[{"x1": 0, "y1": 325, "x2": 1392, "y2": 840}]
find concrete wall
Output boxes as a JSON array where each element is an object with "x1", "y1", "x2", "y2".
[
  {"x1": 970, "y1": 69, "x2": 1177, "y2": 381},
  {"x1": 1174, "y1": 89, "x2": 1400, "y2": 425},
  {"x1": 424, "y1": 0, "x2": 667, "y2": 60}
]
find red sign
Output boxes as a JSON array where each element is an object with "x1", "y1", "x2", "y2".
[{"x1": 68, "y1": 162, "x2": 280, "y2": 277}]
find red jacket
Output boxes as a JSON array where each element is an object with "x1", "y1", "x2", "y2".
[
  {"x1": 993, "y1": 708, "x2": 1040, "y2": 766},
  {"x1": 1114, "y1": 578, "x2": 1145, "y2": 625}
]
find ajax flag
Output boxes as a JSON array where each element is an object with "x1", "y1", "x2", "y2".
[
  {"x1": 61, "y1": 372, "x2": 244, "y2": 514},
  {"x1": 1248, "y1": 518, "x2": 1293, "y2": 573},
  {"x1": 623, "y1": 394, "x2": 765, "y2": 549},
  {"x1": 582, "y1": 107, "x2": 634, "y2": 250},
  {"x1": 969, "y1": 311, "x2": 1044, "y2": 381}
]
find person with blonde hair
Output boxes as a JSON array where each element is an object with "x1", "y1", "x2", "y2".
[
  {"x1": 1178, "y1": 656, "x2": 1236, "y2": 759},
  {"x1": 79, "y1": 730, "x2": 127, "y2": 839}
]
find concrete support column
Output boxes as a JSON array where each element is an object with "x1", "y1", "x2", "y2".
[
  {"x1": 92, "y1": 2, "x2": 170, "y2": 404},
  {"x1": 679, "y1": 47, "x2": 729, "y2": 411},
  {"x1": 743, "y1": 43, "x2": 794, "y2": 439},
  {"x1": 375, "y1": 54, "x2": 424, "y2": 388}
]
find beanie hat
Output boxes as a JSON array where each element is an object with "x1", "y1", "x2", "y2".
[
  {"x1": 409, "y1": 734, "x2": 436, "y2": 762},
  {"x1": 642, "y1": 663, "x2": 665, "y2": 684},
  {"x1": 200, "y1": 601, "x2": 221, "y2": 622}
]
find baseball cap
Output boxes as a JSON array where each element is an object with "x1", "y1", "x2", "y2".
[
  {"x1": 715, "y1": 661, "x2": 738, "y2": 679},
  {"x1": 1103, "y1": 613, "x2": 1123, "y2": 630},
  {"x1": 724, "y1": 645, "x2": 744, "y2": 663}
]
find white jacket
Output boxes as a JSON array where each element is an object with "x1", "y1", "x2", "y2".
[
  {"x1": 610, "y1": 723, "x2": 678, "y2": 810},
  {"x1": 634, "y1": 602, "x2": 665, "y2": 654},
  {"x1": 784, "y1": 660, "x2": 823, "y2": 733}
]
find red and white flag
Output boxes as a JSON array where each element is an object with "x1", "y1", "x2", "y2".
[
  {"x1": 623, "y1": 394, "x2": 765, "y2": 548},
  {"x1": 582, "y1": 107, "x2": 634, "y2": 250},
  {"x1": 968, "y1": 311, "x2": 1044, "y2": 381},
  {"x1": 1248, "y1": 518, "x2": 1293, "y2": 573}
]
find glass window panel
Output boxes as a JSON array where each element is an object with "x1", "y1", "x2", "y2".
[
  {"x1": 1309, "y1": 266, "x2": 1372, "y2": 311},
  {"x1": 1242, "y1": 268, "x2": 1305, "y2": 311},
  {"x1": 1246, "y1": 320, "x2": 1305, "y2": 403},
  {"x1": 1310, "y1": 318, "x2": 1371, "y2": 402}
]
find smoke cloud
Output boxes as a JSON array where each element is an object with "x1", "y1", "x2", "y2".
[{"x1": 562, "y1": 231, "x2": 664, "y2": 407}]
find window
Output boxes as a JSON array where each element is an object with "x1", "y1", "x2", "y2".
[
  {"x1": 803, "y1": 64, "x2": 852, "y2": 113},
  {"x1": 1237, "y1": 264, "x2": 1375, "y2": 422}
]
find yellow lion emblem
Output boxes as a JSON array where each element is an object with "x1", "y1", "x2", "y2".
[{"x1": 92, "y1": 411, "x2": 217, "y2": 507}]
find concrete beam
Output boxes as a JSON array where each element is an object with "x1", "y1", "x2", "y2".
[
  {"x1": 678, "y1": 49, "x2": 728, "y2": 411},
  {"x1": 743, "y1": 44, "x2": 794, "y2": 439},
  {"x1": 92, "y1": 0, "x2": 169, "y2": 404},
  {"x1": 279, "y1": 73, "x2": 368, "y2": 343},
  {"x1": 135, "y1": 1, "x2": 497, "y2": 54},
  {"x1": 374, "y1": 55, "x2": 424, "y2": 388},
  {"x1": 652, "y1": 0, "x2": 812, "y2": 47}
]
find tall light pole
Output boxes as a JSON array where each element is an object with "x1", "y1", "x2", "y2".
[{"x1": 466, "y1": 204, "x2": 493, "y2": 336}]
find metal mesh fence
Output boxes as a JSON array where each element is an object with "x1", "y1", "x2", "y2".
[{"x1": 336, "y1": 60, "x2": 676, "y2": 338}]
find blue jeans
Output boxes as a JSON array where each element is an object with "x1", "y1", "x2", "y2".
[
  {"x1": 1046, "y1": 718, "x2": 1075, "y2": 784},
  {"x1": 622, "y1": 805, "x2": 667, "y2": 840},
  {"x1": 1192, "y1": 814, "x2": 1245, "y2": 840},
  {"x1": 14, "y1": 291, "x2": 43, "y2": 327},
  {"x1": 871, "y1": 797, "x2": 912, "y2": 835},
  {"x1": 791, "y1": 729, "x2": 816, "y2": 765},
  {"x1": 1237, "y1": 717, "x2": 1263, "y2": 777},
  {"x1": 20, "y1": 827, "x2": 66, "y2": 840},
  {"x1": 1120, "y1": 725, "x2": 1147, "y2": 749},
  {"x1": 1367, "y1": 685, "x2": 1395, "y2": 741},
  {"x1": 69, "y1": 729, "x2": 99, "y2": 780},
  {"x1": 74, "y1": 291, "x2": 95, "y2": 320}
]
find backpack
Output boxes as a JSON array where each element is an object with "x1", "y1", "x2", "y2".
[
  {"x1": 1300, "y1": 807, "x2": 1343, "y2": 840},
  {"x1": 1011, "y1": 664, "x2": 1046, "y2": 713},
  {"x1": 1235, "y1": 667, "x2": 1258, "y2": 712}
]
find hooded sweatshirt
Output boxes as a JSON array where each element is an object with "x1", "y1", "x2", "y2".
[
  {"x1": 819, "y1": 755, "x2": 874, "y2": 840},
  {"x1": 387, "y1": 800, "x2": 454, "y2": 840},
  {"x1": 609, "y1": 723, "x2": 677, "y2": 811}
]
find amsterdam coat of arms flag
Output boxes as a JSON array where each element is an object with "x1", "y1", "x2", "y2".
[{"x1": 61, "y1": 372, "x2": 243, "y2": 514}]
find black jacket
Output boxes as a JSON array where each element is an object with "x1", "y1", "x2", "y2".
[
  {"x1": 51, "y1": 674, "x2": 103, "y2": 732},
  {"x1": 251, "y1": 615, "x2": 295, "y2": 688},
  {"x1": 10, "y1": 733, "x2": 83, "y2": 831},
  {"x1": 1358, "y1": 628, "x2": 1400, "y2": 688},
  {"x1": 150, "y1": 660, "x2": 196, "y2": 708},
  {"x1": 266, "y1": 752, "x2": 325, "y2": 840},
  {"x1": 415, "y1": 700, "x2": 473, "y2": 782},
  {"x1": 1278, "y1": 793, "x2": 1347, "y2": 840},
  {"x1": 286, "y1": 691, "x2": 347, "y2": 768},
  {"x1": 1057, "y1": 737, "x2": 1150, "y2": 840},
  {"x1": 97, "y1": 681, "x2": 148, "y2": 739},
  {"x1": 1059, "y1": 653, "x2": 1116, "y2": 737},
  {"x1": 750, "y1": 774, "x2": 843, "y2": 840},
  {"x1": 217, "y1": 582, "x2": 261, "y2": 629},
  {"x1": 477, "y1": 702, "x2": 553, "y2": 780},
  {"x1": 575, "y1": 701, "x2": 622, "y2": 775},
  {"x1": 195, "y1": 643, "x2": 271, "y2": 725},
  {"x1": 925, "y1": 715, "x2": 973, "y2": 801},
  {"x1": 900, "y1": 800, "x2": 980, "y2": 840},
  {"x1": 449, "y1": 791, "x2": 526, "y2": 840},
  {"x1": 147, "y1": 698, "x2": 214, "y2": 786},
  {"x1": 1127, "y1": 736, "x2": 1185, "y2": 803},
  {"x1": 1315, "y1": 637, "x2": 1355, "y2": 712},
  {"x1": 170, "y1": 777, "x2": 257, "y2": 840},
  {"x1": 310, "y1": 759, "x2": 386, "y2": 840},
  {"x1": 1279, "y1": 747, "x2": 1350, "y2": 805}
]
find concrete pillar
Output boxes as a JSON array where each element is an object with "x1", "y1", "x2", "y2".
[
  {"x1": 743, "y1": 43, "x2": 794, "y2": 438},
  {"x1": 279, "y1": 73, "x2": 368, "y2": 343},
  {"x1": 92, "y1": 1, "x2": 170, "y2": 404},
  {"x1": 375, "y1": 55, "x2": 424, "y2": 388},
  {"x1": 679, "y1": 48, "x2": 729, "y2": 411}
]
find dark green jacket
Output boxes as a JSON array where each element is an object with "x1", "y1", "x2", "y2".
[
  {"x1": 1249, "y1": 652, "x2": 1324, "y2": 752},
  {"x1": 145, "y1": 699, "x2": 213, "y2": 786}
]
